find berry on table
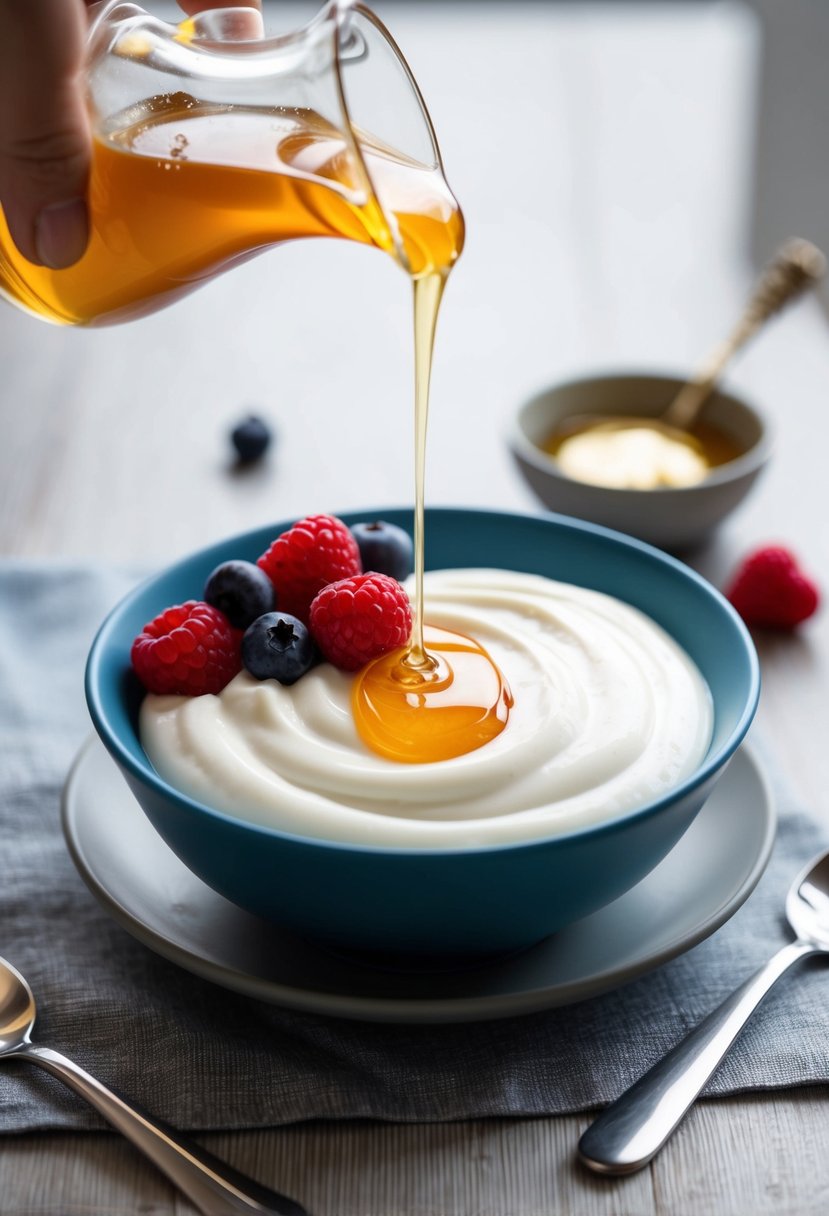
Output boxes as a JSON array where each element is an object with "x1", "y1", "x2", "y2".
[
  {"x1": 204, "y1": 559, "x2": 275, "y2": 630},
  {"x1": 131, "y1": 601, "x2": 242, "y2": 695},
  {"x1": 309, "y1": 572, "x2": 412, "y2": 672},
  {"x1": 242, "y1": 612, "x2": 316, "y2": 685},
  {"x1": 726, "y1": 546, "x2": 820, "y2": 629},
  {"x1": 230, "y1": 414, "x2": 272, "y2": 463},
  {"x1": 350, "y1": 520, "x2": 414, "y2": 581},
  {"x1": 257, "y1": 513, "x2": 362, "y2": 625}
]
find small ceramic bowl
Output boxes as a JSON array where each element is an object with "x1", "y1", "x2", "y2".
[
  {"x1": 86, "y1": 507, "x2": 759, "y2": 959},
  {"x1": 510, "y1": 372, "x2": 772, "y2": 550}
]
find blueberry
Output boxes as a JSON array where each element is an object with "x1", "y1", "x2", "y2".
[
  {"x1": 350, "y1": 520, "x2": 413, "y2": 581},
  {"x1": 204, "y1": 560, "x2": 275, "y2": 630},
  {"x1": 242, "y1": 612, "x2": 316, "y2": 685},
  {"x1": 231, "y1": 415, "x2": 272, "y2": 463}
]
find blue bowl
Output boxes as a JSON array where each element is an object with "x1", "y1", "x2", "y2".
[{"x1": 86, "y1": 507, "x2": 759, "y2": 957}]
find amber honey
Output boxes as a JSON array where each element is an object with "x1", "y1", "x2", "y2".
[
  {"x1": 0, "y1": 95, "x2": 464, "y2": 325},
  {"x1": 542, "y1": 417, "x2": 745, "y2": 475},
  {"x1": 354, "y1": 625, "x2": 513, "y2": 764}
]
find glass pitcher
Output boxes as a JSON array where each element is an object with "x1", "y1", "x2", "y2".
[{"x1": 0, "y1": 0, "x2": 464, "y2": 327}]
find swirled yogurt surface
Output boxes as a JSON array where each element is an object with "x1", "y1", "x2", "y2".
[{"x1": 139, "y1": 569, "x2": 713, "y2": 847}]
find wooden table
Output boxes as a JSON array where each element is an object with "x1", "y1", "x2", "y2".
[{"x1": 2, "y1": 3, "x2": 828, "y2": 1212}]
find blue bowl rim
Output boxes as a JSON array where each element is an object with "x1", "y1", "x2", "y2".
[
  {"x1": 510, "y1": 367, "x2": 774, "y2": 493},
  {"x1": 85, "y1": 504, "x2": 761, "y2": 859}
]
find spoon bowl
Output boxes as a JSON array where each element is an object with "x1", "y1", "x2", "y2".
[
  {"x1": 0, "y1": 956, "x2": 306, "y2": 1215},
  {"x1": 0, "y1": 957, "x2": 35, "y2": 1053}
]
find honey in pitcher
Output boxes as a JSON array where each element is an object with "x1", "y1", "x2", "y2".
[{"x1": 0, "y1": 94, "x2": 465, "y2": 326}]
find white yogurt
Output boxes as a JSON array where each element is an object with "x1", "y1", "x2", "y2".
[{"x1": 139, "y1": 569, "x2": 713, "y2": 847}]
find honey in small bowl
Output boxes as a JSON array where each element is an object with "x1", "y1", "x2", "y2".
[{"x1": 542, "y1": 417, "x2": 745, "y2": 491}]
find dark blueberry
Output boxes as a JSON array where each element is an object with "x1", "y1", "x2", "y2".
[
  {"x1": 242, "y1": 612, "x2": 316, "y2": 685},
  {"x1": 350, "y1": 520, "x2": 413, "y2": 581},
  {"x1": 204, "y1": 560, "x2": 275, "y2": 630},
  {"x1": 230, "y1": 415, "x2": 272, "y2": 463}
]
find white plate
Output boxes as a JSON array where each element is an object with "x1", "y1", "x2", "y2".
[{"x1": 62, "y1": 738, "x2": 775, "y2": 1024}]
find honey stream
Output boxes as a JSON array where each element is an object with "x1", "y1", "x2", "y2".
[{"x1": 352, "y1": 266, "x2": 513, "y2": 763}]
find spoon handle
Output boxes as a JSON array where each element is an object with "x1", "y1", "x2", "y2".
[
  {"x1": 664, "y1": 238, "x2": 826, "y2": 431},
  {"x1": 577, "y1": 938, "x2": 816, "y2": 1175},
  {"x1": 13, "y1": 1043, "x2": 306, "y2": 1215}
]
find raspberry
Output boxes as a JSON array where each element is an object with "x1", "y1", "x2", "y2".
[
  {"x1": 257, "y1": 514, "x2": 362, "y2": 625},
  {"x1": 726, "y1": 546, "x2": 820, "y2": 629},
  {"x1": 131, "y1": 601, "x2": 242, "y2": 695},
  {"x1": 309, "y1": 573, "x2": 412, "y2": 671}
]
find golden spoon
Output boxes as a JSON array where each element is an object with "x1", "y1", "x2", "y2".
[
  {"x1": 554, "y1": 239, "x2": 825, "y2": 489},
  {"x1": 663, "y1": 237, "x2": 826, "y2": 432}
]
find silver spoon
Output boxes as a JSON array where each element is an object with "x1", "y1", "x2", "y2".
[
  {"x1": 578, "y1": 849, "x2": 829, "y2": 1175},
  {"x1": 0, "y1": 956, "x2": 307, "y2": 1215}
]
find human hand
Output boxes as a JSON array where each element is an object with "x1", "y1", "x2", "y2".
[{"x1": 0, "y1": 1, "x2": 263, "y2": 270}]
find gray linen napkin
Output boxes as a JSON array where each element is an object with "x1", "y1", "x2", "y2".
[{"x1": 0, "y1": 561, "x2": 827, "y2": 1135}]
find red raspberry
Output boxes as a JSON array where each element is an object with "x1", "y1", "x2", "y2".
[
  {"x1": 309, "y1": 573, "x2": 412, "y2": 671},
  {"x1": 257, "y1": 514, "x2": 362, "y2": 625},
  {"x1": 726, "y1": 546, "x2": 820, "y2": 629},
  {"x1": 131, "y1": 601, "x2": 242, "y2": 695}
]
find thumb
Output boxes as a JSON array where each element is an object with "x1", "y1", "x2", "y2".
[{"x1": 0, "y1": 0, "x2": 89, "y2": 269}]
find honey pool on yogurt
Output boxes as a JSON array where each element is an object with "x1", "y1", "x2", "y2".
[{"x1": 353, "y1": 624, "x2": 513, "y2": 763}]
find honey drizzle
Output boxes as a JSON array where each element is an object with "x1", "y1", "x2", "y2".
[
  {"x1": 401, "y1": 269, "x2": 446, "y2": 675},
  {"x1": 353, "y1": 237, "x2": 514, "y2": 764}
]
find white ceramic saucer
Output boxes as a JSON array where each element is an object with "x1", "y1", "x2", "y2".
[{"x1": 62, "y1": 738, "x2": 775, "y2": 1024}]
